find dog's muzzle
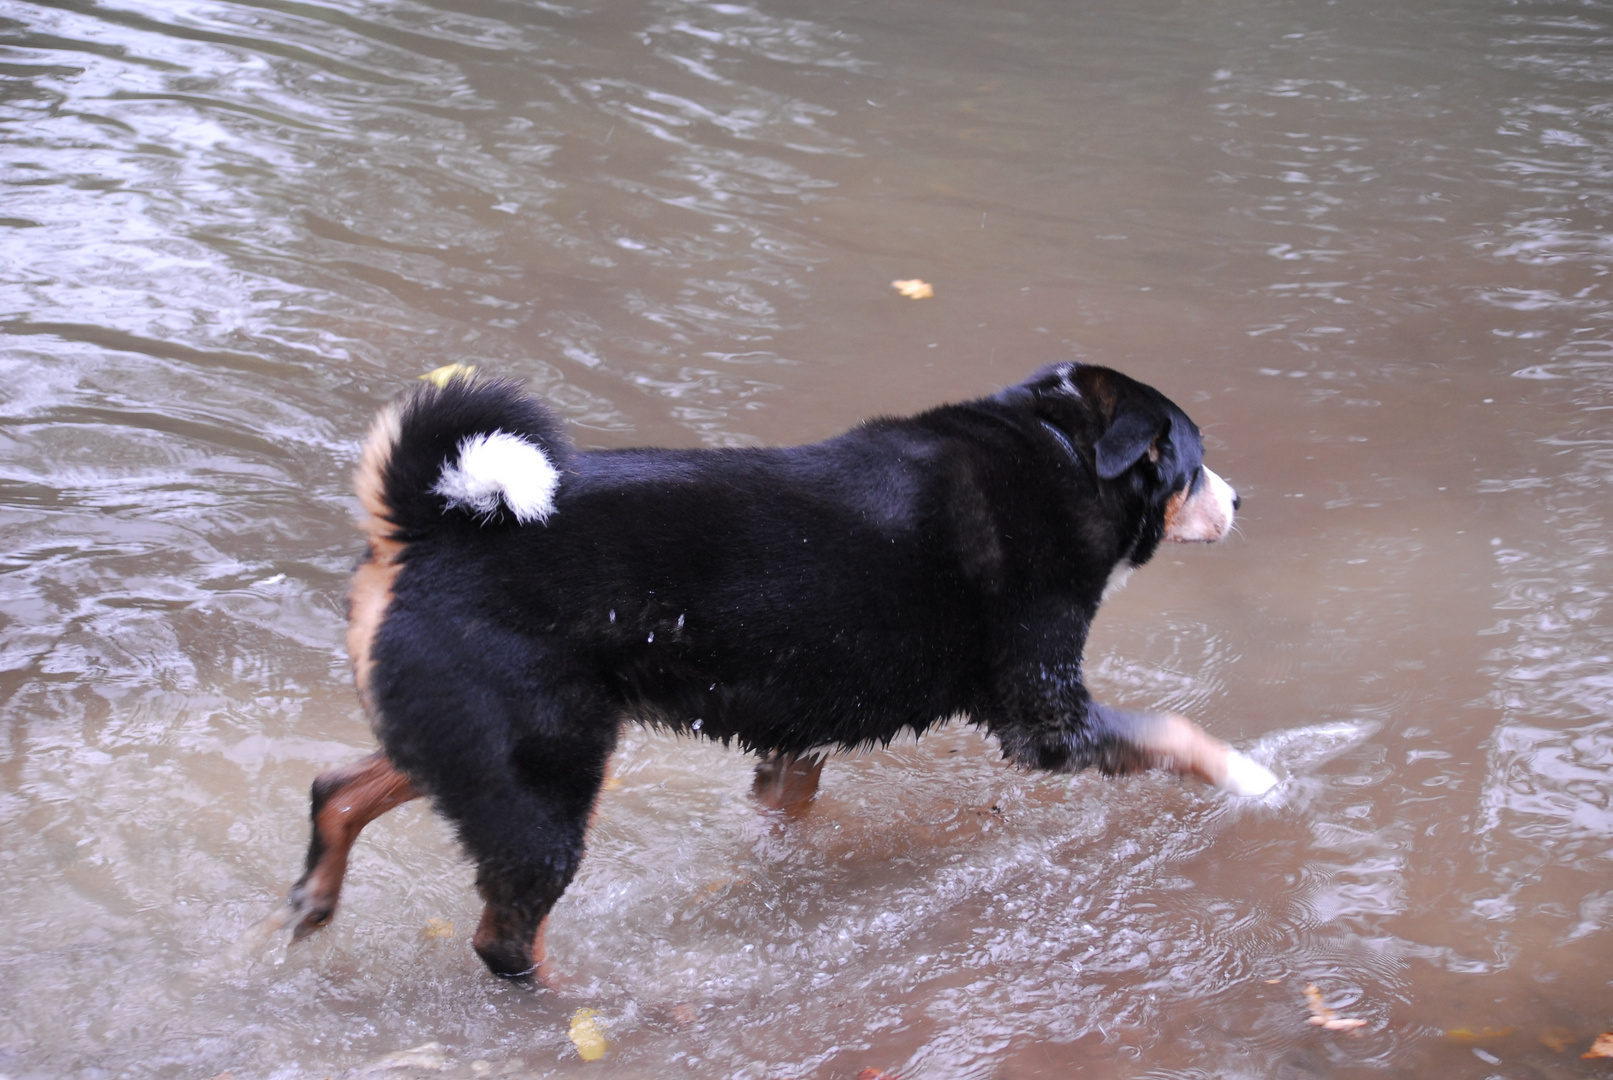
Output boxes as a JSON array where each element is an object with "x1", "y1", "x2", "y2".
[{"x1": 1163, "y1": 467, "x2": 1238, "y2": 543}]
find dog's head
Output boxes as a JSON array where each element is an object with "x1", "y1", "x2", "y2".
[{"x1": 999, "y1": 363, "x2": 1238, "y2": 567}]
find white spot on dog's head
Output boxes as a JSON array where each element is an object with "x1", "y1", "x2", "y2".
[
  {"x1": 432, "y1": 430, "x2": 559, "y2": 524},
  {"x1": 1057, "y1": 363, "x2": 1081, "y2": 398},
  {"x1": 1163, "y1": 466, "x2": 1237, "y2": 543}
]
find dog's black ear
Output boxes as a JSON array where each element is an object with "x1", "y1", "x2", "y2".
[{"x1": 1094, "y1": 411, "x2": 1165, "y2": 479}]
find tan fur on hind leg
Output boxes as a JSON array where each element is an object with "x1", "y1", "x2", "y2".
[
  {"x1": 288, "y1": 752, "x2": 420, "y2": 939},
  {"x1": 472, "y1": 904, "x2": 551, "y2": 983},
  {"x1": 752, "y1": 752, "x2": 826, "y2": 816}
]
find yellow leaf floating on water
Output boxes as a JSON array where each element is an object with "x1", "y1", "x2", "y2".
[
  {"x1": 421, "y1": 918, "x2": 454, "y2": 939},
  {"x1": 1584, "y1": 1032, "x2": 1613, "y2": 1059},
  {"x1": 1446, "y1": 1026, "x2": 1514, "y2": 1043},
  {"x1": 891, "y1": 278, "x2": 934, "y2": 299},
  {"x1": 420, "y1": 363, "x2": 477, "y2": 387},
  {"x1": 569, "y1": 1008, "x2": 608, "y2": 1062}
]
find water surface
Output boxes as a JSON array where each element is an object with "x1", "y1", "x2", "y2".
[{"x1": 2, "y1": 0, "x2": 1612, "y2": 1077}]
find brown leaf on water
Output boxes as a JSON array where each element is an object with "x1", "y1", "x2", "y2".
[
  {"x1": 1303, "y1": 983, "x2": 1368, "y2": 1034},
  {"x1": 857, "y1": 1070, "x2": 900, "y2": 1080},
  {"x1": 891, "y1": 278, "x2": 934, "y2": 299},
  {"x1": 1539, "y1": 1026, "x2": 1575, "y2": 1052},
  {"x1": 1583, "y1": 1032, "x2": 1613, "y2": 1059},
  {"x1": 421, "y1": 918, "x2": 454, "y2": 939}
]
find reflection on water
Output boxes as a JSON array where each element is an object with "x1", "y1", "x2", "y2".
[{"x1": 2, "y1": 0, "x2": 1612, "y2": 1076}]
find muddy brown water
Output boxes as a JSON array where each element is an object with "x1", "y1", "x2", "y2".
[{"x1": 2, "y1": 1, "x2": 1612, "y2": 1077}]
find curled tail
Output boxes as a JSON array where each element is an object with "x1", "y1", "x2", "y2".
[{"x1": 355, "y1": 373, "x2": 571, "y2": 549}]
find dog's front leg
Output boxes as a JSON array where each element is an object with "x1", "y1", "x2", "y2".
[
  {"x1": 1084, "y1": 704, "x2": 1277, "y2": 796},
  {"x1": 428, "y1": 723, "x2": 616, "y2": 983},
  {"x1": 988, "y1": 652, "x2": 1274, "y2": 795}
]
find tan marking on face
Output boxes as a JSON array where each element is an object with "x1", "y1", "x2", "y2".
[
  {"x1": 1162, "y1": 488, "x2": 1189, "y2": 538},
  {"x1": 1162, "y1": 466, "x2": 1237, "y2": 543}
]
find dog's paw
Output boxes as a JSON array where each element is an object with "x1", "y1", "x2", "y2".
[{"x1": 1219, "y1": 750, "x2": 1279, "y2": 797}]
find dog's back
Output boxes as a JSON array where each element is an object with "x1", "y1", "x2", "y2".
[{"x1": 363, "y1": 379, "x2": 1019, "y2": 764}]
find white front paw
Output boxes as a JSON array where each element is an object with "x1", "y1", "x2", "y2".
[{"x1": 1220, "y1": 750, "x2": 1278, "y2": 797}]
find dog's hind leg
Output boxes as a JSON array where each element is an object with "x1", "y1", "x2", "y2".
[
  {"x1": 288, "y1": 751, "x2": 419, "y2": 939},
  {"x1": 471, "y1": 869, "x2": 560, "y2": 983},
  {"x1": 751, "y1": 752, "x2": 825, "y2": 816},
  {"x1": 430, "y1": 728, "x2": 614, "y2": 982}
]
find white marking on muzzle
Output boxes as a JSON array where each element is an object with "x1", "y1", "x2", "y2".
[
  {"x1": 1164, "y1": 466, "x2": 1237, "y2": 543},
  {"x1": 432, "y1": 430, "x2": 559, "y2": 524}
]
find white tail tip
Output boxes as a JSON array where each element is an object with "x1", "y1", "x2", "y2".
[
  {"x1": 432, "y1": 430, "x2": 559, "y2": 524},
  {"x1": 1220, "y1": 750, "x2": 1279, "y2": 797}
]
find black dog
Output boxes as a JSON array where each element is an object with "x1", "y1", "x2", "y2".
[{"x1": 287, "y1": 362, "x2": 1274, "y2": 980}]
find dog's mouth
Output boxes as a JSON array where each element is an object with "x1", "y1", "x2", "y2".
[{"x1": 1162, "y1": 466, "x2": 1238, "y2": 543}]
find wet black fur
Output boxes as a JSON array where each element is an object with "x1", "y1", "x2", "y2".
[{"x1": 363, "y1": 363, "x2": 1211, "y2": 973}]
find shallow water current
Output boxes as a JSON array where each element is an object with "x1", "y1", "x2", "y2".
[{"x1": 3, "y1": 0, "x2": 1613, "y2": 1077}]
